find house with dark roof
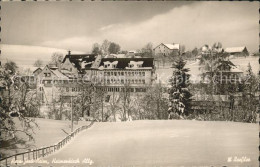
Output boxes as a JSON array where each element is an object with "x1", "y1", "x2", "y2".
[
  {"x1": 86, "y1": 57, "x2": 156, "y2": 94},
  {"x1": 32, "y1": 67, "x2": 42, "y2": 76},
  {"x1": 204, "y1": 60, "x2": 243, "y2": 87},
  {"x1": 61, "y1": 51, "x2": 98, "y2": 76},
  {"x1": 224, "y1": 46, "x2": 249, "y2": 57}
]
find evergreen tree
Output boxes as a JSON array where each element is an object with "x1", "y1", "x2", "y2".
[
  {"x1": 239, "y1": 63, "x2": 258, "y2": 122},
  {"x1": 168, "y1": 57, "x2": 192, "y2": 118}
]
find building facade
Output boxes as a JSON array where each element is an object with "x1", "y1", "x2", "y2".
[{"x1": 153, "y1": 43, "x2": 180, "y2": 57}]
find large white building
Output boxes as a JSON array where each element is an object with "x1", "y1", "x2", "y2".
[{"x1": 87, "y1": 57, "x2": 156, "y2": 93}]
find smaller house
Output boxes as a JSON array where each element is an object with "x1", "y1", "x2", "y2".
[
  {"x1": 153, "y1": 43, "x2": 180, "y2": 57},
  {"x1": 204, "y1": 60, "x2": 243, "y2": 84},
  {"x1": 32, "y1": 67, "x2": 42, "y2": 76},
  {"x1": 224, "y1": 46, "x2": 249, "y2": 57}
]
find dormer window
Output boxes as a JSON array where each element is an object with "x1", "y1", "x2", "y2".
[{"x1": 128, "y1": 61, "x2": 144, "y2": 69}]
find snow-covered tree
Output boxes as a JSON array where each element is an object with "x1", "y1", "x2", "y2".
[{"x1": 168, "y1": 57, "x2": 192, "y2": 118}]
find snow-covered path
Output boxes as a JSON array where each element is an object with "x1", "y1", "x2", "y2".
[{"x1": 39, "y1": 120, "x2": 257, "y2": 166}]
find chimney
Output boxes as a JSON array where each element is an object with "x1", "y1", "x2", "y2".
[{"x1": 68, "y1": 50, "x2": 71, "y2": 55}]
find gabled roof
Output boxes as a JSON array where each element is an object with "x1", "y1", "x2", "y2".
[
  {"x1": 62, "y1": 54, "x2": 98, "y2": 71},
  {"x1": 164, "y1": 43, "x2": 180, "y2": 50},
  {"x1": 32, "y1": 67, "x2": 42, "y2": 74},
  {"x1": 91, "y1": 55, "x2": 102, "y2": 69},
  {"x1": 50, "y1": 69, "x2": 68, "y2": 79},
  {"x1": 225, "y1": 46, "x2": 247, "y2": 53},
  {"x1": 41, "y1": 65, "x2": 68, "y2": 79},
  {"x1": 97, "y1": 58, "x2": 154, "y2": 69},
  {"x1": 154, "y1": 43, "x2": 180, "y2": 50}
]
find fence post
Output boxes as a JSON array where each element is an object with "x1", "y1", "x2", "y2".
[
  {"x1": 33, "y1": 150, "x2": 35, "y2": 160},
  {"x1": 0, "y1": 122, "x2": 94, "y2": 166}
]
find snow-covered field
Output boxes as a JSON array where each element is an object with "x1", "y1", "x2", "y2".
[
  {"x1": 1, "y1": 118, "x2": 91, "y2": 158},
  {"x1": 37, "y1": 120, "x2": 258, "y2": 167}
]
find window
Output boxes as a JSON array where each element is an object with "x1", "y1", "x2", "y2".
[
  {"x1": 142, "y1": 79, "x2": 145, "y2": 84},
  {"x1": 44, "y1": 73, "x2": 47, "y2": 77},
  {"x1": 107, "y1": 72, "x2": 110, "y2": 76},
  {"x1": 70, "y1": 68, "x2": 72, "y2": 71},
  {"x1": 121, "y1": 72, "x2": 124, "y2": 76},
  {"x1": 132, "y1": 72, "x2": 134, "y2": 76},
  {"x1": 72, "y1": 88, "x2": 76, "y2": 92},
  {"x1": 105, "y1": 95, "x2": 110, "y2": 102},
  {"x1": 121, "y1": 79, "x2": 124, "y2": 84},
  {"x1": 104, "y1": 65, "x2": 108, "y2": 68},
  {"x1": 142, "y1": 72, "x2": 145, "y2": 76},
  {"x1": 66, "y1": 87, "x2": 69, "y2": 92}
]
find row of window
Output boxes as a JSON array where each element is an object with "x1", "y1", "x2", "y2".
[
  {"x1": 104, "y1": 71, "x2": 145, "y2": 77},
  {"x1": 105, "y1": 79, "x2": 145, "y2": 84},
  {"x1": 41, "y1": 79, "x2": 88, "y2": 84},
  {"x1": 104, "y1": 64, "x2": 116, "y2": 68},
  {"x1": 105, "y1": 87, "x2": 146, "y2": 93},
  {"x1": 66, "y1": 87, "x2": 83, "y2": 92},
  {"x1": 43, "y1": 73, "x2": 51, "y2": 77}
]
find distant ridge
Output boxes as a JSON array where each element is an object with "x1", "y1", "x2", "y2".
[{"x1": 0, "y1": 44, "x2": 86, "y2": 70}]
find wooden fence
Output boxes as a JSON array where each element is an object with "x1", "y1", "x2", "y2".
[{"x1": 0, "y1": 121, "x2": 95, "y2": 167}]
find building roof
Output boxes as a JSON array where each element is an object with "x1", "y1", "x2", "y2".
[
  {"x1": 164, "y1": 43, "x2": 180, "y2": 50},
  {"x1": 62, "y1": 53, "x2": 98, "y2": 72},
  {"x1": 32, "y1": 67, "x2": 42, "y2": 74},
  {"x1": 225, "y1": 46, "x2": 247, "y2": 53},
  {"x1": 154, "y1": 43, "x2": 180, "y2": 50},
  {"x1": 50, "y1": 69, "x2": 69, "y2": 79},
  {"x1": 96, "y1": 58, "x2": 154, "y2": 69}
]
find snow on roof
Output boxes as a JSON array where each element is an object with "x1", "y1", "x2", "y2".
[
  {"x1": 50, "y1": 69, "x2": 68, "y2": 79},
  {"x1": 164, "y1": 43, "x2": 180, "y2": 50},
  {"x1": 225, "y1": 47, "x2": 246, "y2": 53},
  {"x1": 230, "y1": 66, "x2": 243, "y2": 73},
  {"x1": 91, "y1": 55, "x2": 102, "y2": 69}
]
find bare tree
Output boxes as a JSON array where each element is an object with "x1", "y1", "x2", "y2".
[
  {"x1": 34, "y1": 59, "x2": 43, "y2": 68},
  {"x1": 119, "y1": 84, "x2": 132, "y2": 121},
  {"x1": 101, "y1": 40, "x2": 111, "y2": 56},
  {"x1": 92, "y1": 43, "x2": 102, "y2": 55},
  {"x1": 0, "y1": 62, "x2": 39, "y2": 157},
  {"x1": 108, "y1": 42, "x2": 121, "y2": 54},
  {"x1": 141, "y1": 42, "x2": 153, "y2": 57},
  {"x1": 49, "y1": 52, "x2": 64, "y2": 68},
  {"x1": 107, "y1": 91, "x2": 121, "y2": 121}
]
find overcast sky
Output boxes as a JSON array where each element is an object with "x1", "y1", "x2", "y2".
[{"x1": 2, "y1": 1, "x2": 259, "y2": 52}]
